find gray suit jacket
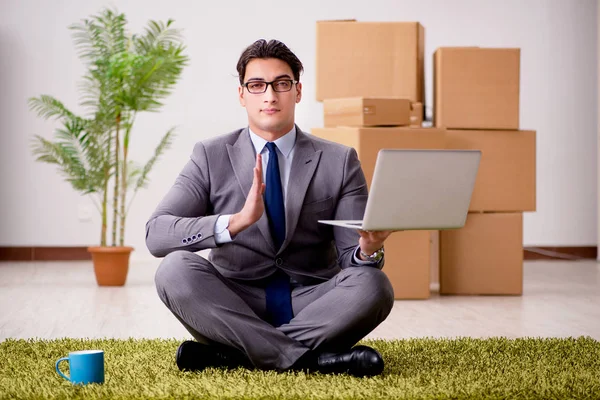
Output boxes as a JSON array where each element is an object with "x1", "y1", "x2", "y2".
[{"x1": 145, "y1": 126, "x2": 383, "y2": 285}]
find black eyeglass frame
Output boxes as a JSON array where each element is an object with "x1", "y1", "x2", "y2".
[{"x1": 242, "y1": 79, "x2": 298, "y2": 94}]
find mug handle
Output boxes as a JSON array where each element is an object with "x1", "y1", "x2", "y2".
[{"x1": 55, "y1": 357, "x2": 70, "y2": 382}]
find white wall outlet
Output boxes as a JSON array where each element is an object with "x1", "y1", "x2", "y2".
[{"x1": 77, "y1": 204, "x2": 93, "y2": 222}]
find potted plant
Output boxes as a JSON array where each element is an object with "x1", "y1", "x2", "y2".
[{"x1": 28, "y1": 7, "x2": 189, "y2": 286}]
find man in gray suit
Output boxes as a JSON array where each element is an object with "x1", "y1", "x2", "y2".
[{"x1": 146, "y1": 39, "x2": 395, "y2": 377}]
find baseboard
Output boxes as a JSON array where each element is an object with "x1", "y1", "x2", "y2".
[
  {"x1": 523, "y1": 246, "x2": 597, "y2": 260},
  {"x1": 0, "y1": 246, "x2": 597, "y2": 262},
  {"x1": 0, "y1": 247, "x2": 92, "y2": 261}
]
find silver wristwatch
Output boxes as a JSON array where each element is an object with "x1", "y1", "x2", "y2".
[{"x1": 359, "y1": 246, "x2": 384, "y2": 262}]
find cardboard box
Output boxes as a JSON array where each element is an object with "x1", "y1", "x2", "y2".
[
  {"x1": 383, "y1": 230, "x2": 438, "y2": 299},
  {"x1": 434, "y1": 47, "x2": 520, "y2": 130},
  {"x1": 410, "y1": 102, "x2": 423, "y2": 127},
  {"x1": 446, "y1": 130, "x2": 536, "y2": 212},
  {"x1": 316, "y1": 20, "x2": 425, "y2": 103},
  {"x1": 323, "y1": 97, "x2": 411, "y2": 127},
  {"x1": 311, "y1": 127, "x2": 446, "y2": 187},
  {"x1": 440, "y1": 212, "x2": 523, "y2": 295}
]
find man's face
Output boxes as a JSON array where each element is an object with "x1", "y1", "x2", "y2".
[{"x1": 239, "y1": 58, "x2": 302, "y2": 139}]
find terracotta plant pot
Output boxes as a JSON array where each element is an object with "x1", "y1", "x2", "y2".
[{"x1": 88, "y1": 246, "x2": 134, "y2": 286}]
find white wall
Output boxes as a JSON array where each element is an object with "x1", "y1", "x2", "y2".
[{"x1": 0, "y1": 0, "x2": 596, "y2": 261}]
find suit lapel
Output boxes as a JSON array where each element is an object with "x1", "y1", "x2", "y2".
[
  {"x1": 226, "y1": 128, "x2": 275, "y2": 251},
  {"x1": 279, "y1": 129, "x2": 322, "y2": 254}
]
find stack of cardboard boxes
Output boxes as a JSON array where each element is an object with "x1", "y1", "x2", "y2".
[
  {"x1": 310, "y1": 21, "x2": 537, "y2": 298},
  {"x1": 311, "y1": 20, "x2": 445, "y2": 299},
  {"x1": 434, "y1": 47, "x2": 536, "y2": 295}
]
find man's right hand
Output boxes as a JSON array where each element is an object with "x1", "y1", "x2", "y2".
[{"x1": 228, "y1": 154, "x2": 265, "y2": 237}]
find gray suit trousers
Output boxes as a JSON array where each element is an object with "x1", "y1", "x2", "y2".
[{"x1": 155, "y1": 250, "x2": 395, "y2": 371}]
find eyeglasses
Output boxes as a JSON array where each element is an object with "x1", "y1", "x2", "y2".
[{"x1": 242, "y1": 79, "x2": 298, "y2": 94}]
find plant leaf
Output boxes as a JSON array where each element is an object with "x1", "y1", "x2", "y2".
[{"x1": 133, "y1": 127, "x2": 176, "y2": 192}]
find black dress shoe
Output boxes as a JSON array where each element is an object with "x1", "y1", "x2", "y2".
[
  {"x1": 316, "y1": 345, "x2": 384, "y2": 377},
  {"x1": 176, "y1": 340, "x2": 253, "y2": 371}
]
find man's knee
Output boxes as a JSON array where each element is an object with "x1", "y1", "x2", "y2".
[
  {"x1": 341, "y1": 267, "x2": 394, "y2": 313},
  {"x1": 154, "y1": 250, "x2": 213, "y2": 303},
  {"x1": 155, "y1": 250, "x2": 185, "y2": 290}
]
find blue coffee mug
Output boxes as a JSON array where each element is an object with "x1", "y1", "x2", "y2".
[{"x1": 55, "y1": 350, "x2": 105, "y2": 385}]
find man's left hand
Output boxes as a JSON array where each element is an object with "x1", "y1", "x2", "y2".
[{"x1": 357, "y1": 229, "x2": 395, "y2": 259}]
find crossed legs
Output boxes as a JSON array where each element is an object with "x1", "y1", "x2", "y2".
[{"x1": 154, "y1": 250, "x2": 394, "y2": 371}]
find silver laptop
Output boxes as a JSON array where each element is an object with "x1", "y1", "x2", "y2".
[{"x1": 318, "y1": 149, "x2": 481, "y2": 231}]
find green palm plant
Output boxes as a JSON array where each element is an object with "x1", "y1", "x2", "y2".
[{"x1": 28, "y1": 8, "x2": 188, "y2": 248}]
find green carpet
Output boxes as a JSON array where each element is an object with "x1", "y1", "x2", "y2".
[{"x1": 1, "y1": 337, "x2": 599, "y2": 399}]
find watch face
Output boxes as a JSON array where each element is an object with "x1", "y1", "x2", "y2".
[
  {"x1": 360, "y1": 247, "x2": 384, "y2": 262},
  {"x1": 373, "y1": 251, "x2": 383, "y2": 261}
]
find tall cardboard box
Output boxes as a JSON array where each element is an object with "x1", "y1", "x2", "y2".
[
  {"x1": 440, "y1": 212, "x2": 523, "y2": 295},
  {"x1": 323, "y1": 97, "x2": 412, "y2": 127},
  {"x1": 445, "y1": 130, "x2": 536, "y2": 212},
  {"x1": 434, "y1": 47, "x2": 520, "y2": 130},
  {"x1": 316, "y1": 20, "x2": 425, "y2": 103},
  {"x1": 311, "y1": 127, "x2": 445, "y2": 189},
  {"x1": 384, "y1": 230, "x2": 439, "y2": 299},
  {"x1": 311, "y1": 127, "x2": 445, "y2": 299}
]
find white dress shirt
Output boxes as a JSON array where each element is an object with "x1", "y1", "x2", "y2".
[{"x1": 213, "y1": 126, "x2": 372, "y2": 265}]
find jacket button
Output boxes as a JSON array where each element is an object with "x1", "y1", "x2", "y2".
[{"x1": 275, "y1": 258, "x2": 283, "y2": 266}]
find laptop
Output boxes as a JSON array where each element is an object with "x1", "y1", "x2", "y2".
[{"x1": 318, "y1": 149, "x2": 481, "y2": 231}]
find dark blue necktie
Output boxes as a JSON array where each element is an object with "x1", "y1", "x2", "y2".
[{"x1": 264, "y1": 142, "x2": 293, "y2": 327}]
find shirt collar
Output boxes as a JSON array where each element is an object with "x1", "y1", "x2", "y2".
[{"x1": 248, "y1": 126, "x2": 296, "y2": 158}]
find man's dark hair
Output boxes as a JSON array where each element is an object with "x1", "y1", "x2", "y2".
[{"x1": 236, "y1": 39, "x2": 304, "y2": 85}]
